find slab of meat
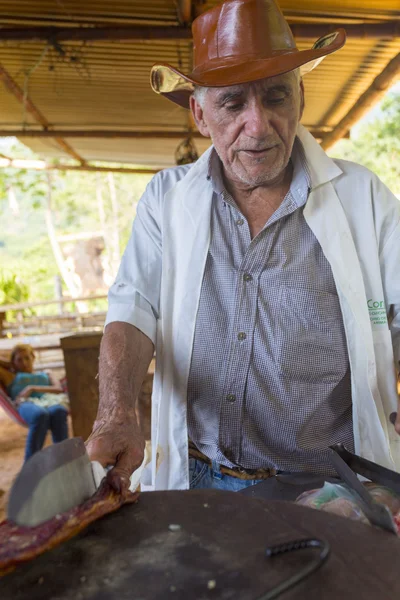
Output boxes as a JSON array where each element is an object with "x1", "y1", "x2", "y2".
[{"x1": 0, "y1": 480, "x2": 139, "y2": 577}]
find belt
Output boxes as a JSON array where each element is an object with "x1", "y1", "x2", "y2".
[{"x1": 188, "y1": 444, "x2": 276, "y2": 481}]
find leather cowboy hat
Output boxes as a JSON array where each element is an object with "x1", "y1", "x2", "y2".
[{"x1": 151, "y1": 0, "x2": 346, "y2": 109}]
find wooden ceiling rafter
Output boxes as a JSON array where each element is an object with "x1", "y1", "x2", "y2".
[
  {"x1": 0, "y1": 157, "x2": 160, "y2": 175},
  {"x1": 0, "y1": 128, "x2": 335, "y2": 141},
  {"x1": 0, "y1": 129, "x2": 206, "y2": 139},
  {"x1": 0, "y1": 62, "x2": 86, "y2": 164},
  {"x1": 0, "y1": 22, "x2": 399, "y2": 42},
  {"x1": 321, "y1": 51, "x2": 400, "y2": 150},
  {"x1": 315, "y1": 40, "x2": 389, "y2": 138}
]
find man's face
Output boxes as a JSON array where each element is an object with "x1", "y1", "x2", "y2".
[{"x1": 190, "y1": 73, "x2": 304, "y2": 188}]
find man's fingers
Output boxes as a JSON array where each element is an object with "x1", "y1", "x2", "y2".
[
  {"x1": 85, "y1": 438, "x2": 114, "y2": 468},
  {"x1": 107, "y1": 447, "x2": 144, "y2": 493}
]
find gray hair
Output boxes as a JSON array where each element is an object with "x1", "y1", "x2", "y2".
[
  {"x1": 192, "y1": 68, "x2": 301, "y2": 109},
  {"x1": 193, "y1": 85, "x2": 209, "y2": 108}
]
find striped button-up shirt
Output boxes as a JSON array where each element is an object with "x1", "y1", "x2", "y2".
[{"x1": 187, "y1": 138, "x2": 354, "y2": 475}]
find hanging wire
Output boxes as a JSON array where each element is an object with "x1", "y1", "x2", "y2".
[{"x1": 21, "y1": 45, "x2": 50, "y2": 128}]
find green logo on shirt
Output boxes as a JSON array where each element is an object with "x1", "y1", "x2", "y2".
[{"x1": 367, "y1": 299, "x2": 387, "y2": 326}]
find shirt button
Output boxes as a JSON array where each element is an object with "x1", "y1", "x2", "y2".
[
  {"x1": 243, "y1": 273, "x2": 252, "y2": 282},
  {"x1": 237, "y1": 332, "x2": 247, "y2": 341},
  {"x1": 236, "y1": 218, "x2": 244, "y2": 226},
  {"x1": 226, "y1": 394, "x2": 236, "y2": 403}
]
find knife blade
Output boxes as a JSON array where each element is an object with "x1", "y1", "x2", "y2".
[
  {"x1": 330, "y1": 443, "x2": 400, "y2": 495},
  {"x1": 329, "y1": 446, "x2": 397, "y2": 534},
  {"x1": 7, "y1": 438, "x2": 97, "y2": 527},
  {"x1": 7, "y1": 437, "x2": 151, "y2": 527}
]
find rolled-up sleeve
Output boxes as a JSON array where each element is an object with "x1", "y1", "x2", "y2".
[{"x1": 105, "y1": 178, "x2": 162, "y2": 345}]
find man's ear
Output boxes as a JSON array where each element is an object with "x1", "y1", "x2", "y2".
[
  {"x1": 190, "y1": 95, "x2": 211, "y2": 138},
  {"x1": 299, "y1": 79, "x2": 305, "y2": 121}
]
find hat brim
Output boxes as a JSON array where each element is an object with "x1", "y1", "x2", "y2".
[{"x1": 151, "y1": 29, "x2": 346, "y2": 109}]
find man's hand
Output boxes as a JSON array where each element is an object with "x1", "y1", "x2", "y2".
[
  {"x1": 86, "y1": 411, "x2": 145, "y2": 493},
  {"x1": 85, "y1": 321, "x2": 154, "y2": 493}
]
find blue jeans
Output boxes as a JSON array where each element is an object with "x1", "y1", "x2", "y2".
[
  {"x1": 18, "y1": 402, "x2": 69, "y2": 462},
  {"x1": 189, "y1": 458, "x2": 264, "y2": 491}
]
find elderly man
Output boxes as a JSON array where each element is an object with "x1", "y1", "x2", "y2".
[{"x1": 87, "y1": 0, "x2": 400, "y2": 492}]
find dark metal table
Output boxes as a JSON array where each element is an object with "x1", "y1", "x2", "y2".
[{"x1": 1, "y1": 489, "x2": 399, "y2": 600}]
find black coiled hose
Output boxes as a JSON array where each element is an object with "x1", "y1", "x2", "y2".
[{"x1": 256, "y1": 538, "x2": 331, "y2": 600}]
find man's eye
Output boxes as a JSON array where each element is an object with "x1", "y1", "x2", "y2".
[
  {"x1": 267, "y1": 95, "x2": 286, "y2": 105},
  {"x1": 225, "y1": 103, "x2": 243, "y2": 111}
]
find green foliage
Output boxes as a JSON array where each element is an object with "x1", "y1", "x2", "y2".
[
  {"x1": 0, "y1": 271, "x2": 29, "y2": 305},
  {"x1": 330, "y1": 92, "x2": 400, "y2": 193},
  {"x1": 0, "y1": 140, "x2": 152, "y2": 305}
]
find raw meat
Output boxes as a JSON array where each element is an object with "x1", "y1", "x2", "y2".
[{"x1": 0, "y1": 480, "x2": 139, "y2": 577}]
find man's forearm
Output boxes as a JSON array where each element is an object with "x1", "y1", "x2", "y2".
[{"x1": 98, "y1": 322, "x2": 154, "y2": 420}]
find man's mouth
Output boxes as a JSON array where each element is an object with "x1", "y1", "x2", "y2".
[{"x1": 240, "y1": 145, "x2": 278, "y2": 157}]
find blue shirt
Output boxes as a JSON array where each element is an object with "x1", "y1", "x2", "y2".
[{"x1": 8, "y1": 372, "x2": 50, "y2": 401}]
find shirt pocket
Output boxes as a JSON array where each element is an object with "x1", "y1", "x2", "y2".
[{"x1": 276, "y1": 286, "x2": 349, "y2": 384}]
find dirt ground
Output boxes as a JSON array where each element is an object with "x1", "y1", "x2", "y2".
[{"x1": 0, "y1": 412, "x2": 73, "y2": 522}]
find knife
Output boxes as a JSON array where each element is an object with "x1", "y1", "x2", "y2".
[
  {"x1": 7, "y1": 437, "x2": 149, "y2": 527},
  {"x1": 330, "y1": 443, "x2": 400, "y2": 495},
  {"x1": 329, "y1": 445, "x2": 397, "y2": 534}
]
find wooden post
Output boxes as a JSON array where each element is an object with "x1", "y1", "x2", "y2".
[
  {"x1": 61, "y1": 333, "x2": 153, "y2": 440},
  {"x1": 54, "y1": 275, "x2": 64, "y2": 315},
  {"x1": 0, "y1": 312, "x2": 5, "y2": 338},
  {"x1": 107, "y1": 172, "x2": 121, "y2": 276}
]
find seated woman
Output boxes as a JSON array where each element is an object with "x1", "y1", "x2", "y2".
[{"x1": 6, "y1": 344, "x2": 69, "y2": 462}]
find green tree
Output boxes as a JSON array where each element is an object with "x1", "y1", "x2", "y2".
[
  {"x1": 0, "y1": 271, "x2": 29, "y2": 306},
  {"x1": 330, "y1": 92, "x2": 400, "y2": 194},
  {"x1": 0, "y1": 139, "x2": 152, "y2": 306}
]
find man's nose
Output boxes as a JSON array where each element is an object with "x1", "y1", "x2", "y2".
[{"x1": 243, "y1": 101, "x2": 274, "y2": 138}]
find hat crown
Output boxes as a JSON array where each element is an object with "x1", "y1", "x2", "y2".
[{"x1": 192, "y1": 0, "x2": 296, "y2": 73}]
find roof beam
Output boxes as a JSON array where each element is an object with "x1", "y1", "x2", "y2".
[
  {"x1": 0, "y1": 157, "x2": 160, "y2": 175},
  {"x1": 0, "y1": 127, "x2": 331, "y2": 140},
  {"x1": 0, "y1": 63, "x2": 85, "y2": 164},
  {"x1": 0, "y1": 129, "x2": 205, "y2": 139},
  {"x1": 321, "y1": 52, "x2": 400, "y2": 150},
  {"x1": 0, "y1": 22, "x2": 399, "y2": 42},
  {"x1": 290, "y1": 22, "x2": 400, "y2": 39}
]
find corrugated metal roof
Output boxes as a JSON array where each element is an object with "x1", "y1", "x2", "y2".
[
  {"x1": 207, "y1": 0, "x2": 400, "y2": 21},
  {"x1": 0, "y1": 1, "x2": 179, "y2": 25},
  {"x1": 0, "y1": 0, "x2": 399, "y2": 166}
]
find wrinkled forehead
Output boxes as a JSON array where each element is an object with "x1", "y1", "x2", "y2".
[{"x1": 210, "y1": 72, "x2": 299, "y2": 101}]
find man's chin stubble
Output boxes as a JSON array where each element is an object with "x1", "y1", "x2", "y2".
[{"x1": 234, "y1": 161, "x2": 287, "y2": 187}]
